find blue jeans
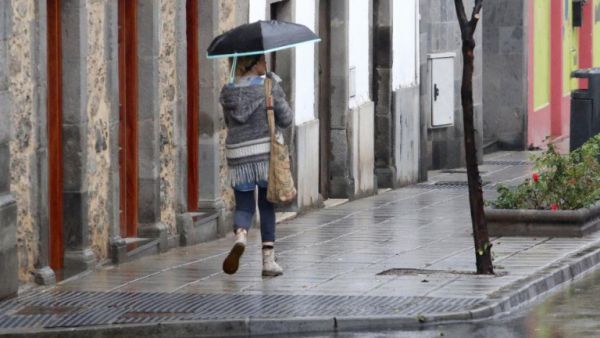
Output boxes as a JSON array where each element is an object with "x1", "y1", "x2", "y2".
[{"x1": 233, "y1": 182, "x2": 275, "y2": 242}]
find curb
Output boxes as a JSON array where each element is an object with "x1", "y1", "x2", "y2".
[{"x1": 2, "y1": 240, "x2": 600, "y2": 337}]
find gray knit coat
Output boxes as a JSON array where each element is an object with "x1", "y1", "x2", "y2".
[{"x1": 220, "y1": 72, "x2": 293, "y2": 187}]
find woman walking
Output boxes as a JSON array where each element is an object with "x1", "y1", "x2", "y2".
[{"x1": 219, "y1": 54, "x2": 293, "y2": 276}]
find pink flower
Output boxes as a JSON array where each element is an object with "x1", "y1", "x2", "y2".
[
  {"x1": 532, "y1": 173, "x2": 540, "y2": 183},
  {"x1": 551, "y1": 203, "x2": 559, "y2": 211}
]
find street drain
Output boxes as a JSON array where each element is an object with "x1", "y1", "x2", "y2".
[
  {"x1": 122, "y1": 311, "x2": 192, "y2": 318},
  {"x1": 483, "y1": 160, "x2": 532, "y2": 166},
  {"x1": 15, "y1": 305, "x2": 82, "y2": 316},
  {"x1": 0, "y1": 291, "x2": 488, "y2": 329},
  {"x1": 441, "y1": 169, "x2": 487, "y2": 174},
  {"x1": 413, "y1": 181, "x2": 495, "y2": 190},
  {"x1": 377, "y1": 268, "x2": 477, "y2": 276}
]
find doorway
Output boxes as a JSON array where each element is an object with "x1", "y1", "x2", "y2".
[
  {"x1": 318, "y1": 0, "x2": 331, "y2": 199},
  {"x1": 118, "y1": 0, "x2": 138, "y2": 238},
  {"x1": 47, "y1": 0, "x2": 64, "y2": 270}
]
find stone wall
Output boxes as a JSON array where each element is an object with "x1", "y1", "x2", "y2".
[
  {"x1": 419, "y1": 0, "x2": 483, "y2": 171},
  {"x1": 216, "y1": 0, "x2": 249, "y2": 230},
  {"x1": 218, "y1": 1, "x2": 239, "y2": 216},
  {"x1": 0, "y1": 0, "x2": 19, "y2": 299},
  {"x1": 158, "y1": 0, "x2": 179, "y2": 234},
  {"x1": 9, "y1": 0, "x2": 46, "y2": 283},
  {"x1": 482, "y1": 0, "x2": 528, "y2": 150},
  {"x1": 85, "y1": 0, "x2": 112, "y2": 261}
]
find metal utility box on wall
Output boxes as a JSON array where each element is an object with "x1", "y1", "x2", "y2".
[{"x1": 428, "y1": 53, "x2": 455, "y2": 128}]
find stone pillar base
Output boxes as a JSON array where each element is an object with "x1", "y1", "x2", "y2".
[
  {"x1": 64, "y1": 248, "x2": 96, "y2": 278},
  {"x1": 375, "y1": 166, "x2": 397, "y2": 189},
  {"x1": 110, "y1": 237, "x2": 127, "y2": 264},
  {"x1": 177, "y1": 212, "x2": 219, "y2": 246},
  {"x1": 138, "y1": 222, "x2": 169, "y2": 252},
  {"x1": 33, "y1": 266, "x2": 56, "y2": 286},
  {"x1": 330, "y1": 177, "x2": 355, "y2": 199},
  {"x1": 0, "y1": 195, "x2": 18, "y2": 298}
]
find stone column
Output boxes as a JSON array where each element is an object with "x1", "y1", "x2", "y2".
[
  {"x1": 373, "y1": 0, "x2": 395, "y2": 188},
  {"x1": 137, "y1": 0, "x2": 168, "y2": 247},
  {"x1": 328, "y1": 0, "x2": 353, "y2": 198},
  {"x1": 198, "y1": 0, "x2": 228, "y2": 235},
  {"x1": 172, "y1": 0, "x2": 189, "y2": 244},
  {"x1": 61, "y1": 0, "x2": 95, "y2": 276},
  {"x1": 0, "y1": 2, "x2": 18, "y2": 299},
  {"x1": 105, "y1": 0, "x2": 122, "y2": 247}
]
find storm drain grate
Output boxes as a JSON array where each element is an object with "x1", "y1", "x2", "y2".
[
  {"x1": 483, "y1": 160, "x2": 532, "y2": 166},
  {"x1": 0, "y1": 291, "x2": 488, "y2": 329},
  {"x1": 413, "y1": 181, "x2": 494, "y2": 190}
]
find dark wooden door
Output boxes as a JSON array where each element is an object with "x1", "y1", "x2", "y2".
[
  {"x1": 118, "y1": 0, "x2": 138, "y2": 237},
  {"x1": 187, "y1": 0, "x2": 199, "y2": 211},
  {"x1": 318, "y1": 0, "x2": 331, "y2": 199},
  {"x1": 47, "y1": 0, "x2": 63, "y2": 270}
]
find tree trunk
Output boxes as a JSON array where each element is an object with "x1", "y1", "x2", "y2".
[{"x1": 454, "y1": 0, "x2": 494, "y2": 274}]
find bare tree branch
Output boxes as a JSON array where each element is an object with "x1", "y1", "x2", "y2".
[
  {"x1": 469, "y1": 0, "x2": 484, "y2": 31},
  {"x1": 454, "y1": 0, "x2": 468, "y2": 26}
]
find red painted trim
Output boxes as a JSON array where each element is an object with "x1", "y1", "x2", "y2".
[
  {"x1": 527, "y1": 0, "x2": 535, "y2": 145},
  {"x1": 560, "y1": 94, "x2": 571, "y2": 138},
  {"x1": 579, "y1": 1, "x2": 593, "y2": 89},
  {"x1": 529, "y1": 105, "x2": 553, "y2": 147},
  {"x1": 47, "y1": 0, "x2": 63, "y2": 271},
  {"x1": 550, "y1": 0, "x2": 564, "y2": 136},
  {"x1": 186, "y1": 0, "x2": 199, "y2": 211},
  {"x1": 118, "y1": 0, "x2": 138, "y2": 238}
]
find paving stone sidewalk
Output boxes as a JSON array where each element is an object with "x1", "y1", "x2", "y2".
[{"x1": 3, "y1": 151, "x2": 600, "y2": 337}]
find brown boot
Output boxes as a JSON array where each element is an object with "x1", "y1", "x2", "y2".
[{"x1": 223, "y1": 229, "x2": 247, "y2": 274}]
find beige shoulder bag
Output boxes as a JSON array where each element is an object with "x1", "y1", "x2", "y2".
[{"x1": 264, "y1": 78, "x2": 296, "y2": 203}]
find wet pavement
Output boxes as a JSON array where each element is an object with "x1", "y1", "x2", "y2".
[
  {"x1": 289, "y1": 268, "x2": 600, "y2": 338},
  {"x1": 2, "y1": 150, "x2": 600, "y2": 337}
]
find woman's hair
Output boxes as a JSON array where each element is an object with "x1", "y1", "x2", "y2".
[{"x1": 229, "y1": 55, "x2": 262, "y2": 78}]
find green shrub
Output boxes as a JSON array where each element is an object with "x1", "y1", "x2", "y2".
[{"x1": 488, "y1": 134, "x2": 600, "y2": 210}]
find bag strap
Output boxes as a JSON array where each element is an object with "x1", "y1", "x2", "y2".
[{"x1": 264, "y1": 77, "x2": 276, "y2": 141}]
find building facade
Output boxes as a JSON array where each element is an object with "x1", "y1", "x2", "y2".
[
  {"x1": 484, "y1": 0, "x2": 600, "y2": 150},
  {"x1": 419, "y1": 0, "x2": 484, "y2": 172},
  {"x1": 3, "y1": 0, "x2": 554, "y2": 297},
  {"x1": 0, "y1": 0, "x2": 252, "y2": 295}
]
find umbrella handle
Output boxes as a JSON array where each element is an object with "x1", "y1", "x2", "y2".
[{"x1": 228, "y1": 56, "x2": 238, "y2": 84}]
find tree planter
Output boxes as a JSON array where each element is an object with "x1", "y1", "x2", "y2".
[{"x1": 485, "y1": 201, "x2": 600, "y2": 237}]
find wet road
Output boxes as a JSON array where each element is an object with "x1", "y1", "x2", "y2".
[{"x1": 282, "y1": 269, "x2": 600, "y2": 338}]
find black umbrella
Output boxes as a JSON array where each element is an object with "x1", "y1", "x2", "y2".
[{"x1": 207, "y1": 20, "x2": 320, "y2": 59}]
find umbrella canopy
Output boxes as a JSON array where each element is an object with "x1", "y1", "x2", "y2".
[{"x1": 207, "y1": 20, "x2": 320, "y2": 59}]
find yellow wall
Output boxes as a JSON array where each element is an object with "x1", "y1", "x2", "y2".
[
  {"x1": 564, "y1": 0, "x2": 579, "y2": 93},
  {"x1": 534, "y1": 0, "x2": 551, "y2": 109}
]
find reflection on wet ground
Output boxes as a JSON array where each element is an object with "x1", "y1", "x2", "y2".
[{"x1": 277, "y1": 269, "x2": 600, "y2": 338}]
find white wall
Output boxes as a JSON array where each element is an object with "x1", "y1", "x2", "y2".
[
  {"x1": 249, "y1": 0, "x2": 266, "y2": 22},
  {"x1": 248, "y1": 0, "x2": 316, "y2": 125},
  {"x1": 348, "y1": 0, "x2": 371, "y2": 108},
  {"x1": 293, "y1": 0, "x2": 316, "y2": 125},
  {"x1": 392, "y1": 0, "x2": 419, "y2": 89}
]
